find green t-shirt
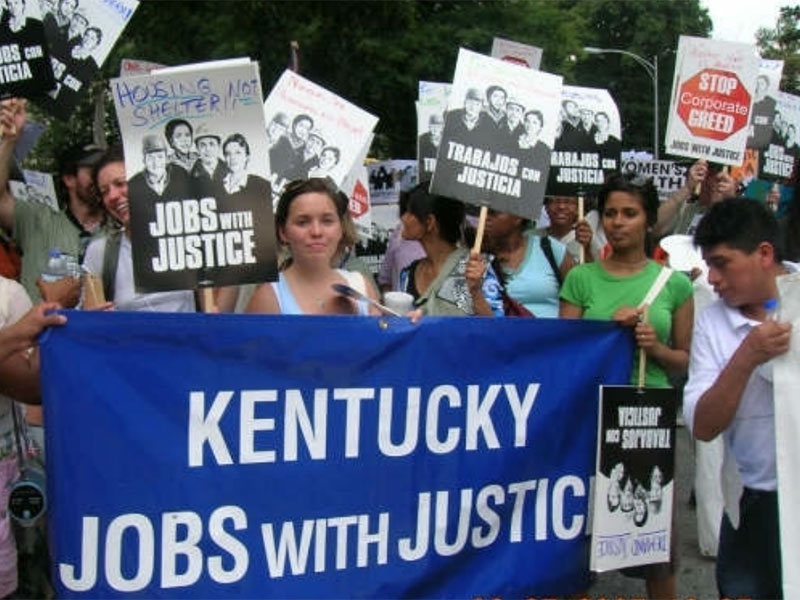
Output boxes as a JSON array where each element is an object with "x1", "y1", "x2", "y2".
[
  {"x1": 13, "y1": 201, "x2": 106, "y2": 302},
  {"x1": 560, "y1": 260, "x2": 692, "y2": 387}
]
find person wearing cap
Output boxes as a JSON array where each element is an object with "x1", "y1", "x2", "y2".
[
  {"x1": 189, "y1": 123, "x2": 228, "y2": 199},
  {"x1": 417, "y1": 113, "x2": 443, "y2": 180},
  {"x1": 164, "y1": 118, "x2": 198, "y2": 173},
  {"x1": 290, "y1": 128, "x2": 325, "y2": 180},
  {"x1": 270, "y1": 113, "x2": 314, "y2": 184},
  {"x1": 0, "y1": 99, "x2": 109, "y2": 305},
  {"x1": 443, "y1": 87, "x2": 491, "y2": 148},
  {"x1": 128, "y1": 133, "x2": 191, "y2": 208}
]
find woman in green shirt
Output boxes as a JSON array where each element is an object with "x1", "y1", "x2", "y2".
[{"x1": 558, "y1": 173, "x2": 693, "y2": 600}]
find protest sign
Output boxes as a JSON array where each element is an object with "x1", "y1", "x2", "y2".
[
  {"x1": 548, "y1": 86, "x2": 622, "y2": 196},
  {"x1": 775, "y1": 272, "x2": 800, "y2": 599},
  {"x1": 620, "y1": 160, "x2": 689, "y2": 200},
  {"x1": 490, "y1": 37, "x2": 542, "y2": 70},
  {"x1": 591, "y1": 386, "x2": 676, "y2": 571},
  {"x1": 431, "y1": 48, "x2": 562, "y2": 220},
  {"x1": 39, "y1": 0, "x2": 139, "y2": 120},
  {"x1": 746, "y1": 59, "x2": 784, "y2": 150},
  {"x1": 416, "y1": 82, "x2": 451, "y2": 181},
  {"x1": 119, "y1": 58, "x2": 166, "y2": 77},
  {"x1": 665, "y1": 36, "x2": 759, "y2": 166},
  {"x1": 263, "y1": 69, "x2": 378, "y2": 203},
  {"x1": 110, "y1": 59, "x2": 277, "y2": 292},
  {"x1": 368, "y1": 160, "x2": 416, "y2": 205},
  {"x1": 758, "y1": 91, "x2": 799, "y2": 182},
  {"x1": 340, "y1": 137, "x2": 375, "y2": 240},
  {"x1": 8, "y1": 169, "x2": 58, "y2": 211},
  {"x1": 0, "y1": 0, "x2": 54, "y2": 99},
  {"x1": 40, "y1": 312, "x2": 633, "y2": 599}
]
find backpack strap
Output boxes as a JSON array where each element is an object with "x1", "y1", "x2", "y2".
[
  {"x1": 540, "y1": 235, "x2": 563, "y2": 288},
  {"x1": 102, "y1": 229, "x2": 123, "y2": 303}
]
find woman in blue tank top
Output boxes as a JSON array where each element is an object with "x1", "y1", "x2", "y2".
[{"x1": 246, "y1": 178, "x2": 374, "y2": 316}]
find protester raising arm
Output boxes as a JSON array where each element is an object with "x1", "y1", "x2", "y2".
[
  {"x1": 653, "y1": 159, "x2": 706, "y2": 239},
  {"x1": 0, "y1": 99, "x2": 26, "y2": 231}
]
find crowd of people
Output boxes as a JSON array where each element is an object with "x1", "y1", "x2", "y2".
[{"x1": 0, "y1": 83, "x2": 797, "y2": 600}]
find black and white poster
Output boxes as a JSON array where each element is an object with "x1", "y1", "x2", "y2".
[
  {"x1": 262, "y1": 69, "x2": 378, "y2": 204},
  {"x1": 0, "y1": 0, "x2": 53, "y2": 98},
  {"x1": 746, "y1": 59, "x2": 784, "y2": 151},
  {"x1": 758, "y1": 91, "x2": 799, "y2": 182},
  {"x1": 8, "y1": 169, "x2": 58, "y2": 211},
  {"x1": 431, "y1": 47, "x2": 562, "y2": 220},
  {"x1": 591, "y1": 386, "x2": 676, "y2": 572},
  {"x1": 38, "y1": 0, "x2": 139, "y2": 120},
  {"x1": 368, "y1": 159, "x2": 416, "y2": 204},
  {"x1": 416, "y1": 81, "x2": 450, "y2": 182},
  {"x1": 110, "y1": 59, "x2": 277, "y2": 292},
  {"x1": 549, "y1": 85, "x2": 622, "y2": 196}
]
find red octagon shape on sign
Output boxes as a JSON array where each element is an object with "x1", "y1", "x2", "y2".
[
  {"x1": 677, "y1": 68, "x2": 751, "y2": 141},
  {"x1": 348, "y1": 180, "x2": 369, "y2": 218}
]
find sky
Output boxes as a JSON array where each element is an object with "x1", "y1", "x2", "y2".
[{"x1": 702, "y1": 0, "x2": 788, "y2": 45}]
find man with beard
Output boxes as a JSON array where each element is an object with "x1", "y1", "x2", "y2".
[
  {"x1": 501, "y1": 98, "x2": 525, "y2": 152},
  {"x1": 556, "y1": 99, "x2": 583, "y2": 149},
  {"x1": 483, "y1": 85, "x2": 508, "y2": 133},
  {"x1": 0, "y1": 99, "x2": 109, "y2": 304}
]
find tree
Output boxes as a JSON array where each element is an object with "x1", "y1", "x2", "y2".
[{"x1": 756, "y1": 5, "x2": 800, "y2": 95}]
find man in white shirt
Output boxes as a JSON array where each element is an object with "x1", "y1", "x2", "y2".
[{"x1": 684, "y1": 197, "x2": 794, "y2": 599}]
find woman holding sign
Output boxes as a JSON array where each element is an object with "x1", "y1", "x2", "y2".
[
  {"x1": 398, "y1": 182, "x2": 502, "y2": 316},
  {"x1": 245, "y1": 178, "x2": 376, "y2": 315},
  {"x1": 559, "y1": 173, "x2": 693, "y2": 599}
]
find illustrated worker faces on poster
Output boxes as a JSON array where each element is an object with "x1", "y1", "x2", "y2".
[
  {"x1": 431, "y1": 47, "x2": 562, "y2": 221},
  {"x1": 548, "y1": 86, "x2": 622, "y2": 196},
  {"x1": 416, "y1": 82, "x2": 451, "y2": 182},
  {"x1": 111, "y1": 59, "x2": 278, "y2": 293},
  {"x1": 262, "y1": 69, "x2": 378, "y2": 206},
  {"x1": 0, "y1": 0, "x2": 54, "y2": 98}
]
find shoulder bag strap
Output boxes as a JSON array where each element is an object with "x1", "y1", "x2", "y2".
[
  {"x1": 540, "y1": 235, "x2": 563, "y2": 287},
  {"x1": 102, "y1": 229, "x2": 123, "y2": 303}
]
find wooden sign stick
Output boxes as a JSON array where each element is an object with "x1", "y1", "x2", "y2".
[
  {"x1": 637, "y1": 304, "x2": 650, "y2": 390},
  {"x1": 577, "y1": 194, "x2": 585, "y2": 264},
  {"x1": 472, "y1": 205, "x2": 488, "y2": 254}
]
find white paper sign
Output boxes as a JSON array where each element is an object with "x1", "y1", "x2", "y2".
[{"x1": 665, "y1": 36, "x2": 759, "y2": 166}]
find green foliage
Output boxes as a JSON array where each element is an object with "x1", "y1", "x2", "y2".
[
  {"x1": 756, "y1": 5, "x2": 800, "y2": 95},
  {"x1": 26, "y1": 0, "x2": 714, "y2": 172}
]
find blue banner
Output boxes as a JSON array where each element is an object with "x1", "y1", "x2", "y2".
[{"x1": 39, "y1": 312, "x2": 633, "y2": 599}]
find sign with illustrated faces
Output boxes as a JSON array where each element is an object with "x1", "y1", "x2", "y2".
[
  {"x1": 431, "y1": 48, "x2": 563, "y2": 221},
  {"x1": 591, "y1": 385, "x2": 676, "y2": 572},
  {"x1": 548, "y1": 85, "x2": 622, "y2": 196},
  {"x1": 37, "y1": 0, "x2": 139, "y2": 120},
  {"x1": 0, "y1": 0, "x2": 54, "y2": 99},
  {"x1": 262, "y1": 69, "x2": 379, "y2": 206},
  {"x1": 746, "y1": 59, "x2": 783, "y2": 151},
  {"x1": 110, "y1": 58, "x2": 278, "y2": 292},
  {"x1": 416, "y1": 81, "x2": 451, "y2": 182},
  {"x1": 665, "y1": 35, "x2": 759, "y2": 166}
]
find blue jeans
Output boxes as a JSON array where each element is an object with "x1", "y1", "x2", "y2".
[{"x1": 716, "y1": 488, "x2": 782, "y2": 600}]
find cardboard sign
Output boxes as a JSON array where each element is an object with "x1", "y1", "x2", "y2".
[
  {"x1": 490, "y1": 37, "x2": 542, "y2": 70},
  {"x1": 263, "y1": 70, "x2": 378, "y2": 203},
  {"x1": 591, "y1": 386, "x2": 676, "y2": 571},
  {"x1": 620, "y1": 160, "x2": 690, "y2": 200},
  {"x1": 746, "y1": 59, "x2": 784, "y2": 150},
  {"x1": 39, "y1": 0, "x2": 139, "y2": 120},
  {"x1": 416, "y1": 82, "x2": 450, "y2": 182},
  {"x1": 0, "y1": 0, "x2": 54, "y2": 99},
  {"x1": 758, "y1": 91, "x2": 799, "y2": 182},
  {"x1": 665, "y1": 36, "x2": 759, "y2": 166},
  {"x1": 431, "y1": 48, "x2": 562, "y2": 220},
  {"x1": 110, "y1": 59, "x2": 277, "y2": 292},
  {"x1": 549, "y1": 85, "x2": 622, "y2": 196}
]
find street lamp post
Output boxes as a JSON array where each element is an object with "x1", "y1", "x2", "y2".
[{"x1": 583, "y1": 47, "x2": 659, "y2": 159}]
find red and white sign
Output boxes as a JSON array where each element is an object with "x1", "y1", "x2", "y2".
[
  {"x1": 677, "y1": 69, "x2": 751, "y2": 140},
  {"x1": 665, "y1": 36, "x2": 759, "y2": 166}
]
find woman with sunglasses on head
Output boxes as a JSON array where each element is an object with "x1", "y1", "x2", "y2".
[
  {"x1": 246, "y1": 178, "x2": 377, "y2": 316},
  {"x1": 559, "y1": 172, "x2": 693, "y2": 599}
]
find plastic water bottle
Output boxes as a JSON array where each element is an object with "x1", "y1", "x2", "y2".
[{"x1": 40, "y1": 249, "x2": 68, "y2": 282}]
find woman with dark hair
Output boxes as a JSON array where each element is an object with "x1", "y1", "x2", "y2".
[
  {"x1": 221, "y1": 133, "x2": 270, "y2": 201},
  {"x1": 246, "y1": 178, "x2": 376, "y2": 315},
  {"x1": 560, "y1": 172, "x2": 693, "y2": 599},
  {"x1": 164, "y1": 118, "x2": 198, "y2": 172},
  {"x1": 398, "y1": 182, "x2": 502, "y2": 316}
]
